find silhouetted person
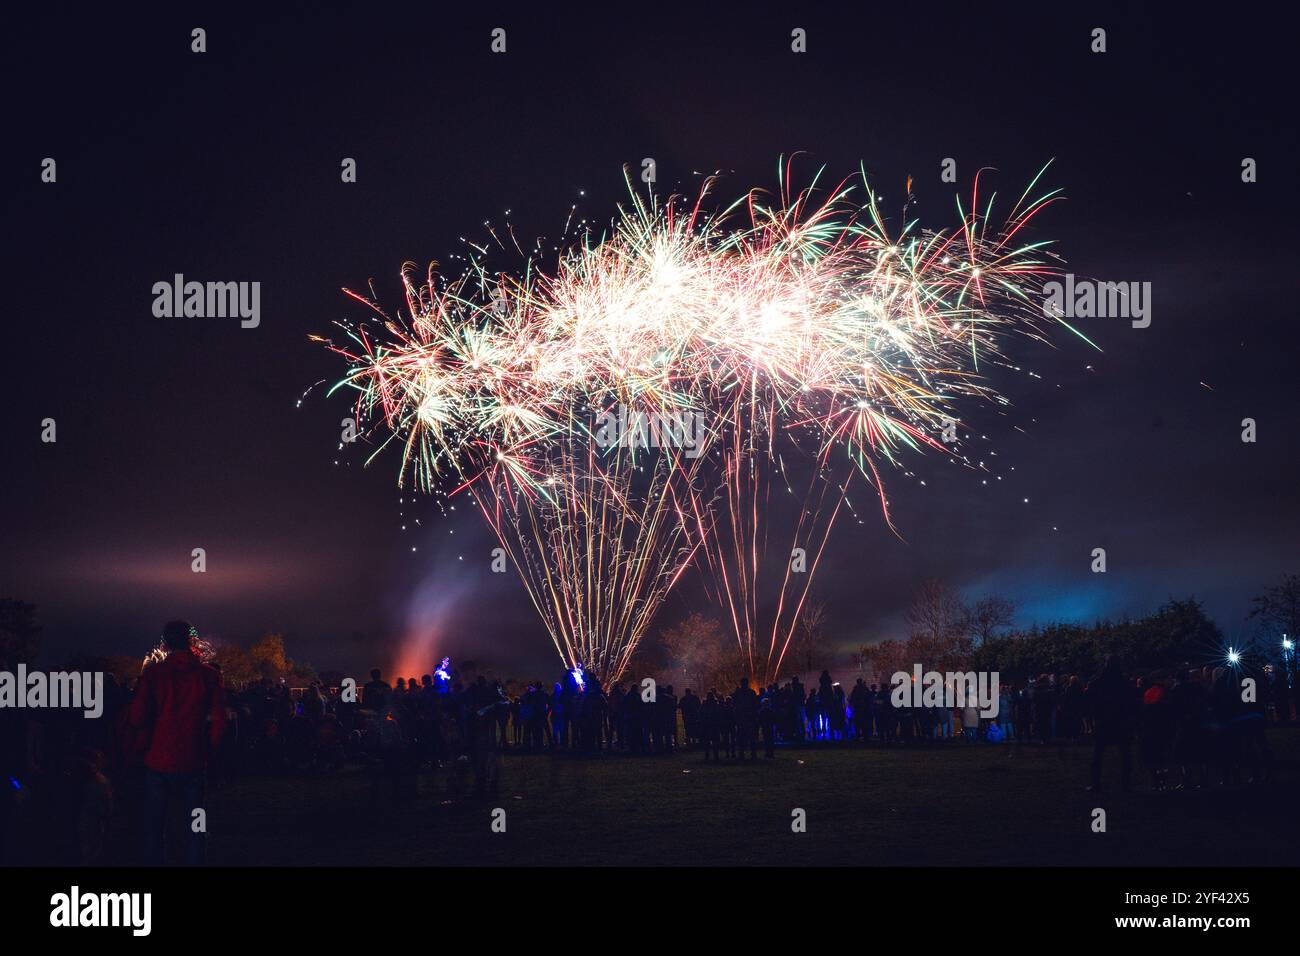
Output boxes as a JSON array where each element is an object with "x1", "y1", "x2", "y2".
[
  {"x1": 759, "y1": 696, "x2": 777, "y2": 758},
  {"x1": 734, "y1": 677, "x2": 759, "y2": 759},
  {"x1": 624, "y1": 684, "x2": 644, "y2": 754},
  {"x1": 1012, "y1": 684, "x2": 1032, "y2": 746},
  {"x1": 1060, "y1": 676, "x2": 1084, "y2": 741},
  {"x1": 830, "y1": 684, "x2": 847, "y2": 742},
  {"x1": 850, "y1": 679, "x2": 869, "y2": 741},
  {"x1": 126, "y1": 620, "x2": 226, "y2": 865},
  {"x1": 1087, "y1": 655, "x2": 1136, "y2": 792},
  {"x1": 819, "y1": 671, "x2": 834, "y2": 714},
  {"x1": 1033, "y1": 674, "x2": 1057, "y2": 744},
  {"x1": 721, "y1": 695, "x2": 737, "y2": 757},
  {"x1": 363, "y1": 669, "x2": 391, "y2": 711},
  {"x1": 607, "y1": 683, "x2": 626, "y2": 749},
  {"x1": 469, "y1": 679, "x2": 510, "y2": 796},
  {"x1": 1139, "y1": 678, "x2": 1174, "y2": 790},
  {"x1": 679, "y1": 689, "x2": 701, "y2": 747},
  {"x1": 658, "y1": 684, "x2": 677, "y2": 753},
  {"x1": 1169, "y1": 669, "x2": 1208, "y2": 789},
  {"x1": 523, "y1": 682, "x2": 548, "y2": 750},
  {"x1": 700, "y1": 691, "x2": 721, "y2": 762},
  {"x1": 790, "y1": 677, "x2": 806, "y2": 741},
  {"x1": 370, "y1": 704, "x2": 407, "y2": 804}
]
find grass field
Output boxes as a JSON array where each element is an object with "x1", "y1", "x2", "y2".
[{"x1": 207, "y1": 729, "x2": 1300, "y2": 867}]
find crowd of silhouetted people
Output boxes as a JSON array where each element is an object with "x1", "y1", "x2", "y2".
[
  {"x1": 339, "y1": 657, "x2": 1285, "y2": 797},
  {"x1": 1, "y1": 621, "x2": 1293, "y2": 866}
]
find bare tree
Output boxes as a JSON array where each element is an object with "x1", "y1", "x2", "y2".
[
  {"x1": 905, "y1": 579, "x2": 965, "y2": 642},
  {"x1": 1250, "y1": 573, "x2": 1300, "y2": 642},
  {"x1": 904, "y1": 580, "x2": 973, "y2": 671},
  {"x1": 963, "y1": 595, "x2": 1017, "y2": 646},
  {"x1": 789, "y1": 600, "x2": 832, "y2": 675}
]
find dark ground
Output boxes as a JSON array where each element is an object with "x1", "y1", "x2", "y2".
[{"x1": 204, "y1": 728, "x2": 1300, "y2": 867}]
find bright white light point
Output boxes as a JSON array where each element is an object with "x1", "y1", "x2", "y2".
[
  {"x1": 1023, "y1": 497, "x2": 1029, "y2": 503},
  {"x1": 1227, "y1": 648, "x2": 1240, "y2": 664}
]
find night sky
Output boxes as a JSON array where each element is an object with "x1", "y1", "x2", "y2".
[{"x1": 3, "y1": 4, "x2": 1297, "y2": 678}]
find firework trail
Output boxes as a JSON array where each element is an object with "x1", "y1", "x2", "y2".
[
  {"x1": 143, "y1": 626, "x2": 216, "y2": 672},
  {"x1": 317, "y1": 160, "x2": 1071, "y2": 682},
  {"x1": 675, "y1": 160, "x2": 1069, "y2": 682},
  {"x1": 319, "y1": 247, "x2": 713, "y2": 681},
  {"x1": 470, "y1": 431, "x2": 707, "y2": 679}
]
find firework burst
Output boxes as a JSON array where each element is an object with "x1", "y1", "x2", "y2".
[{"x1": 318, "y1": 160, "x2": 1073, "y2": 682}]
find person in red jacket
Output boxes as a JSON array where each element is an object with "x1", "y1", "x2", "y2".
[{"x1": 126, "y1": 620, "x2": 226, "y2": 865}]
